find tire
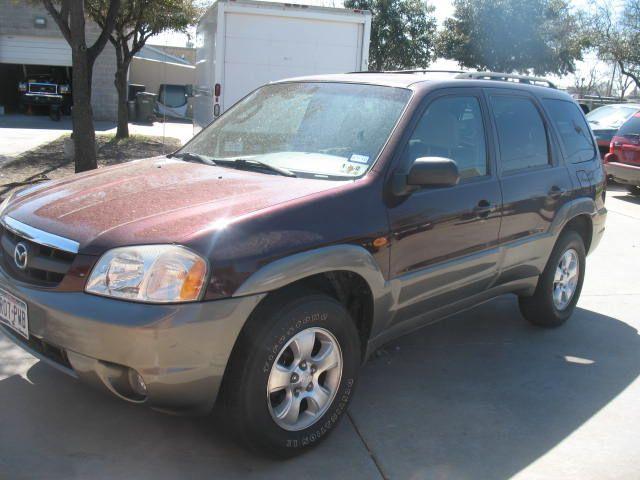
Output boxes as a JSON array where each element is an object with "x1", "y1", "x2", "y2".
[
  {"x1": 219, "y1": 289, "x2": 361, "y2": 457},
  {"x1": 519, "y1": 230, "x2": 586, "y2": 327},
  {"x1": 626, "y1": 185, "x2": 640, "y2": 196}
]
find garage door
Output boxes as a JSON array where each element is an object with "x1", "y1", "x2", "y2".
[
  {"x1": 222, "y1": 12, "x2": 362, "y2": 110},
  {"x1": 0, "y1": 35, "x2": 71, "y2": 66}
]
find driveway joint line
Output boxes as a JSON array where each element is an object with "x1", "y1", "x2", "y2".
[{"x1": 347, "y1": 411, "x2": 388, "y2": 480}]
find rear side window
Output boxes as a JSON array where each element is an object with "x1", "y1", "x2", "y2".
[
  {"x1": 543, "y1": 99, "x2": 596, "y2": 163},
  {"x1": 491, "y1": 96, "x2": 549, "y2": 173},
  {"x1": 618, "y1": 113, "x2": 640, "y2": 137}
]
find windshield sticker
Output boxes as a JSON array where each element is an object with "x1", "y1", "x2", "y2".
[
  {"x1": 341, "y1": 161, "x2": 367, "y2": 176},
  {"x1": 349, "y1": 154, "x2": 370, "y2": 164},
  {"x1": 224, "y1": 140, "x2": 243, "y2": 153}
]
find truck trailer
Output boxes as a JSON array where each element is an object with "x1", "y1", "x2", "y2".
[{"x1": 193, "y1": 0, "x2": 371, "y2": 132}]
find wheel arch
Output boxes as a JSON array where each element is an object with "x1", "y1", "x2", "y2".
[
  {"x1": 550, "y1": 197, "x2": 596, "y2": 253},
  {"x1": 233, "y1": 245, "x2": 390, "y2": 361}
]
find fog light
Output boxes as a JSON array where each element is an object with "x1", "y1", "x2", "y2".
[{"x1": 128, "y1": 368, "x2": 148, "y2": 396}]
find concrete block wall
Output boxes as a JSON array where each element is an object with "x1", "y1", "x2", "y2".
[{"x1": 0, "y1": 0, "x2": 118, "y2": 121}]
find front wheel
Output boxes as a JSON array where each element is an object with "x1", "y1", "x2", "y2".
[
  {"x1": 220, "y1": 290, "x2": 361, "y2": 457},
  {"x1": 519, "y1": 230, "x2": 586, "y2": 327}
]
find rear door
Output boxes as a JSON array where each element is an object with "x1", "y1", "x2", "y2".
[
  {"x1": 487, "y1": 90, "x2": 574, "y2": 284},
  {"x1": 387, "y1": 88, "x2": 502, "y2": 324}
]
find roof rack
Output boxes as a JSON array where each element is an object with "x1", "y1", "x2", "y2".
[
  {"x1": 454, "y1": 72, "x2": 557, "y2": 89},
  {"x1": 346, "y1": 69, "x2": 557, "y2": 89},
  {"x1": 346, "y1": 69, "x2": 465, "y2": 75}
]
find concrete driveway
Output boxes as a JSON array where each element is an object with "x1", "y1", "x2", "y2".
[
  {"x1": 1, "y1": 187, "x2": 639, "y2": 480},
  {"x1": 0, "y1": 113, "x2": 194, "y2": 163}
]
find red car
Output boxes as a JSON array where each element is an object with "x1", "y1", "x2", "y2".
[{"x1": 605, "y1": 113, "x2": 640, "y2": 195}]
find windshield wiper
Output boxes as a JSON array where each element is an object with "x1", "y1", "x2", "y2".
[
  {"x1": 169, "y1": 152, "x2": 217, "y2": 166},
  {"x1": 170, "y1": 153, "x2": 296, "y2": 177},
  {"x1": 212, "y1": 157, "x2": 297, "y2": 177}
]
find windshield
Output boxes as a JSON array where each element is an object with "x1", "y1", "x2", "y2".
[
  {"x1": 159, "y1": 85, "x2": 188, "y2": 108},
  {"x1": 180, "y1": 82, "x2": 411, "y2": 179},
  {"x1": 586, "y1": 105, "x2": 639, "y2": 128}
]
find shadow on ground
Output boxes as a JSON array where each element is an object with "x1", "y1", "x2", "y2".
[
  {"x1": 350, "y1": 295, "x2": 640, "y2": 479},
  {"x1": 0, "y1": 296, "x2": 638, "y2": 479}
]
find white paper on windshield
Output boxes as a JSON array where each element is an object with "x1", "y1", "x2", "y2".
[{"x1": 349, "y1": 154, "x2": 370, "y2": 164}]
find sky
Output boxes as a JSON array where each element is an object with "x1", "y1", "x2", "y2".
[{"x1": 149, "y1": 0, "x2": 606, "y2": 89}]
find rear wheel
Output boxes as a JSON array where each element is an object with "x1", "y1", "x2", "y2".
[
  {"x1": 519, "y1": 230, "x2": 585, "y2": 327},
  {"x1": 626, "y1": 185, "x2": 640, "y2": 196},
  {"x1": 220, "y1": 290, "x2": 361, "y2": 457}
]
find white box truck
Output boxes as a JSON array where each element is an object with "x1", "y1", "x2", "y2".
[{"x1": 193, "y1": 0, "x2": 371, "y2": 132}]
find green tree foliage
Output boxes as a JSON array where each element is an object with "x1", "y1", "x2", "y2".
[
  {"x1": 344, "y1": 0, "x2": 437, "y2": 71},
  {"x1": 87, "y1": 0, "x2": 200, "y2": 138},
  {"x1": 437, "y1": 0, "x2": 589, "y2": 75},
  {"x1": 590, "y1": 0, "x2": 640, "y2": 90}
]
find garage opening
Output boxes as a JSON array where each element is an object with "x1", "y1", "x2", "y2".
[{"x1": 0, "y1": 63, "x2": 72, "y2": 115}]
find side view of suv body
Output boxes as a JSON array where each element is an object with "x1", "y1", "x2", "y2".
[{"x1": 0, "y1": 72, "x2": 606, "y2": 456}]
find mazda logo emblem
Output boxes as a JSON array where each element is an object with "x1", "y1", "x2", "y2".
[{"x1": 14, "y1": 242, "x2": 28, "y2": 270}]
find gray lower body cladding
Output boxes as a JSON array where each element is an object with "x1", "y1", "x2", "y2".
[{"x1": 0, "y1": 264, "x2": 264, "y2": 414}]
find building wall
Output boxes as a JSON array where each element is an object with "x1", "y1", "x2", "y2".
[
  {"x1": 129, "y1": 57, "x2": 196, "y2": 96},
  {"x1": 146, "y1": 45, "x2": 196, "y2": 65},
  {"x1": 0, "y1": 0, "x2": 117, "y2": 121}
]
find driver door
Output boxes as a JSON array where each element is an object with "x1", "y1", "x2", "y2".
[{"x1": 387, "y1": 89, "x2": 503, "y2": 324}]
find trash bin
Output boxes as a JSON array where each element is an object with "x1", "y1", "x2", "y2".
[
  {"x1": 136, "y1": 92, "x2": 156, "y2": 123},
  {"x1": 127, "y1": 100, "x2": 136, "y2": 120},
  {"x1": 128, "y1": 84, "x2": 145, "y2": 101}
]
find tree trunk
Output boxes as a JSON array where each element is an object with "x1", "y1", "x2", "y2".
[
  {"x1": 114, "y1": 65, "x2": 129, "y2": 138},
  {"x1": 69, "y1": 1, "x2": 97, "y2": 173}
]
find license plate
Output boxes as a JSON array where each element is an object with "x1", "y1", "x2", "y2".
[{"x1": 0, "y1": 287, "x2": 29, "y2": 339}]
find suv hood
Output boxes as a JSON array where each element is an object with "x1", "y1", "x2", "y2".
[{"x1": 5, "y1": 157, "x2": 343, "y2": 254}]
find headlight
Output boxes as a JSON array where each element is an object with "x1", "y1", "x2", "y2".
[
  {"x1": 85, "y1": 245, "x2": 208, "y2": 303},
  {"x1": 18, "y1": 82, "x2": 27, "y2": 92},
  {"x1": 59, "y1": 84, "x2": 70, "y2": 94}
]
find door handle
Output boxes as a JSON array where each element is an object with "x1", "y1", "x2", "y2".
[
  {"x1": 548, "y1": 186, "x2": 565, "y2": 198},
  {"x1": 473, "y1": 200, "x2": 496, "y2": 218}
]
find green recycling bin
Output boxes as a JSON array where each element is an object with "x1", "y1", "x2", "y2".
[{"x1": 136, "y1": 92, "x2": 156, "y2": 123}]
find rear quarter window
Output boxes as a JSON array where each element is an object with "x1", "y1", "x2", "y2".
[
  {"x1": 543, "y1": 99, "x2": 596, "y2": 163},
  {"x1": 618, "y1": 113, "x2": 640, "y2": 137}
]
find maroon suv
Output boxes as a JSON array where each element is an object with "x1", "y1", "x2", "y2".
[{"x1": 0, "y1": 73, "x2": 607, "y2": 456}]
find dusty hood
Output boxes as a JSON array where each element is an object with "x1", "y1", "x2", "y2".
[{"x1": 5, "y1": 157, "x2": 343, "y2": 254}]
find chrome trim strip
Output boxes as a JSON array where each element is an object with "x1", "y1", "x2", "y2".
[{"x1": 0, "y1": 216, "x2": 79, "y2": 254}]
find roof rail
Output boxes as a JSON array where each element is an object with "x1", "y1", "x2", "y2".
[
  {"x1": 454, "y1": 72, "x2": 557, "y2": 89},
  {"x1": 346, "y1": 69, "x2": 465, "y2": 75}
]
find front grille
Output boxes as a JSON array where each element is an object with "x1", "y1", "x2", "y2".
[
  {"x1": 0, "y1": 224, "x2": 75, "y2": 287},
  {"x1": 28, "y1": 83, "x2": 57, "y2": 94},
  {"x1": 2, "y1": 326, "x2": 72, "y2": 370}
]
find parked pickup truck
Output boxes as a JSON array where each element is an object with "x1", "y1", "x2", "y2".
[
  {"x1": 0, "y1": 71, "x2": 606, "y2": 457},
  {"x1": 18, "y1": 74, "x2": 71, "y2": 120}
]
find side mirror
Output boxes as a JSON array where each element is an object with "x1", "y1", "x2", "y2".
[{"x1": 392, "y1": 157, "x2": 460, "y2": 195}]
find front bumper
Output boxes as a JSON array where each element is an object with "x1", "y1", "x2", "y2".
[
  {"x1": 20, "y1": 93, "x2": 63, "y2": 106},
  {"x1": 0, "y1": 265, "x2": 264, "y2": 414},
  {"x1": 605, "y1": 162, "x2": 640, "y2": 186}
]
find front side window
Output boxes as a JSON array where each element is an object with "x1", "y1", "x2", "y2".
[
  {"x1": 182, "y1": 82, "x2": 411, "y2": 179},
  {"x1": 405, "y1": 96, "x2": 488, "y2": 180},
  {"x1": 491, "y1": 96, "x2": 549, "y2": 173},
  {"x1": 543, "y1": 99, "x2": 596, "y2": 163}
]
